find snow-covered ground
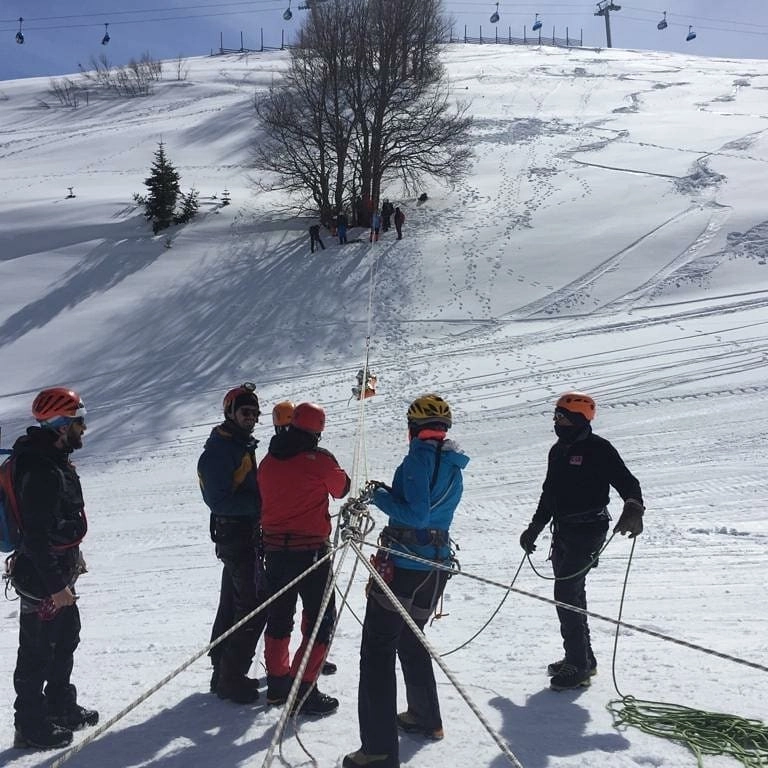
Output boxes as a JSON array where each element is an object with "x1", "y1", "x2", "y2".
[{"x1": 0, "y1": 44, "x2": 767, "y2": 768}]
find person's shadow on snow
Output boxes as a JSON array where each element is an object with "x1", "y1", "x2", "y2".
[
  {"x1": 37, "y1": 692, "x2": 275, "y2": 768},
  {"x1": 487, "y1": 688, "x2": 630, "y2": 768}
]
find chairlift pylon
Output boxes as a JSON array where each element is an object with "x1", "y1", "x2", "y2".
[
  {"x1": 489, "y1": 2, "x2": 499, "y2": 24},
  {"x1": 532, "y1": 13, "x2": 543, "y2": 32},
  {"x1": 15, "y1": 17, "x2": 24, "y2": 45},
  {"x1": 101, "y1": 22, "x2": 110, "y2": 45},
  {"x1": 686, "y1": 24, "x2": 696, "y2": 41},
  {"x1": 283, "y1": 0, "x2": 293, "y2": 21},
  {"x1": 657, "y1": 11, "x2": 667, "y2": 31}
]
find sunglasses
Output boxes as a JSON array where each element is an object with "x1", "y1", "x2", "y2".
[
  {"x1": 237, "y1": 407, "x2": 260, "y2": 418},
  {"x1": 553, "y1": 409, "x2": 573, "y2": 424}
]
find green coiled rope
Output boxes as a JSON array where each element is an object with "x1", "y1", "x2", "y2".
[{"x1": 607, "y1": 539, "x2": 768, "y2": 767}]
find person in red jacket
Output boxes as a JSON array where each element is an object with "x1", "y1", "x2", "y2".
[{"x1": 258, "y1": 402, "x2": 350, "y2": 715}]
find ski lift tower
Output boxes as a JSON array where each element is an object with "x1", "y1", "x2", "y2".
[{"x1": 594, "y1": 0, "x2": 621, "y2": 48}]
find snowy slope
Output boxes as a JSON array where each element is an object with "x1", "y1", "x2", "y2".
[{"x1": 0, "y1": 44, "x2": 767, "y2": 768}]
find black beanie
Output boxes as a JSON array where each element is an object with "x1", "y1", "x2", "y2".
[{"x1": 233, "y1": 391, "x2": 260, "y2": 413}]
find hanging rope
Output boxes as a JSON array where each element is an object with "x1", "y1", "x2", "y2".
[{"x1": 606, "y1": 540, "x2": 768, "y2": 768}]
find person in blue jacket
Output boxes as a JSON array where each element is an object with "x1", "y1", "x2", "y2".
[
  {"x1": 197, "y1": 382, "x2": 266, "y2": 704},
  {"x1": 344, "y1": 394, "x2": 469, "y2": 768}
]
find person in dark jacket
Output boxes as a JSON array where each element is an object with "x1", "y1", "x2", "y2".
[
  {"x1": 345, "y1": 394, "x2": 469, "y2": 768},
  {"x1": 519, "y1": 391, "x2": 645, "y2": 690},
  {"x1": 336, "y1": 212, "x2": 348, "y2": 245},
  {"x1": 309, "y1": 223, "x2": 325, "y2": 253},
  {"x1": 198, "y1": 382, "x2": 267, "y2": 704},
  {"x1": 380, "y1": 199, "x2": 394, "y2": 232},
  {"x1": 10, "y1": 387, "x2": 97, "y2": 750},
  {"x1": 258, "y1": 402, "x2": 350, "y2": 716},
  {"x1": 393, "y1": 207, "x2": 405, "y2": 240}
]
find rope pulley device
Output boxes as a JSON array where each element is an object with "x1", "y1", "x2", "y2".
[{"x1": 351, "y1": 368, "x2": 377, "y2": 401}]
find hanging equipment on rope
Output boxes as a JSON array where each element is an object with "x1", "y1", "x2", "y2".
[
  {"x1": 532, "y1": 12, "x2": 543, "y2": 32},
  {"x1": 351, "y1": 367, "x2": 377, "y2": 401},
  {"x1": 101, "y1": 23, "x2": 110, "y2": 45},
  {"x1": 15, "y1": 17, "x2": 24, "y2": 45},
  {"x1": 657, "y1": 11, "x2": 668, "y2": 30},
  {"x1": 489, "y1": 2, "x2": 500, "y2": 24},
  {"x1": 283, "y1": 0, "x2": 293, "y2": 21}
]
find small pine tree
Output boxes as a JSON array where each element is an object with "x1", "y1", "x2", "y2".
[
  {"x1": 174, "y1": 187, "x2": 199, "y2": 224},
  {"x1": 143, "y1": 141, "x2": 180, "y2": 234}
]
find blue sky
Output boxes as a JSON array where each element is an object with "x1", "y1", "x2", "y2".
[{"x1": 2, "y1": 0, "x2": 768, "y2": 81}]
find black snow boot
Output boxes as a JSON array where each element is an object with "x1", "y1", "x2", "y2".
[
  {"x1": 549, "y1": 663, "x2": 592, "y2": 690},
  {"x1": 293, "y1": 681, "x2": 339, "y2": 716},
  {"x1": 216, "y1": 674, "x2": 260, "y2": 704},
  {"x1": 48, "y1": 704, "x2": 99, "y2": 731},
  {"x1": 547, "y1": 657, "x2": 597, "y2": 677},
  {"x1": 14, "y1": 722, "x2": 73, "y2": 750}
]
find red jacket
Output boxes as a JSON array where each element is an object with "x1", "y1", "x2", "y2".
[{"x1": 259, "y1": 431, "x2": 350, "y2": 548}]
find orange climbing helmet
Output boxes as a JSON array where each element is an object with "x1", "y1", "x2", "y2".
[
  {"x1": 555, "y1": 392, "x2": 596, "y2": 421},
  {"x1": 272, "y1": 401, "x2": 295, "y2": 428}
]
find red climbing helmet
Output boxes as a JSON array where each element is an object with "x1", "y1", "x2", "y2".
[
  {"x1": 291, "y1": 402, "x2": 326, "y2": 434},
  {"x1": 222, "y1": 382, "x2": 260, "y2": 419},
  {"x1": 32, "y1": 388, "x2": 86, "y2": 425}
]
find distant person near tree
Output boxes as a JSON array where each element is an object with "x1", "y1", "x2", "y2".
[
  {"x1": 309, "y1": 223, "x2": 325, "y2": 253},
  {"x1": 393, "y1": 207, "x2": 405, "y2": 240},
  {"x1": 370, "y1": 211, "x2": 382, "y2": 243},
  {"x1": 9, "y1": 387, "x2": 97, "y2": 750},
  {"x1": 519, "y1": 392, "x2": 645, "y2": 690},
  {"x1": 381, "y1": 199, "x2": 394, "y2": 232},
  {"x1": 336, "y1": 212, "x2": 348, "y2": 245}
]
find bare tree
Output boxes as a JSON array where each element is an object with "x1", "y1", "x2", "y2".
[{"x1": 253, "y1": 0, "x2": 472, "y2": 222}]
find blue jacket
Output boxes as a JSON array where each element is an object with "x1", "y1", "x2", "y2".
[
  {"x1": 372, "y1": 436, "x2": 469, "y2": 570},
  {"x1": 197, "y1": 422, "x2": 261, "y2": 520}
]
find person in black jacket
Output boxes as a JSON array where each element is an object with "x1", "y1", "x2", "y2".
[
  {"x1": 309, "y1": 223, "x2": 325, "y2": 253},
  {"x1": 10, "y1": 387, "x2": 97, "y2": 750},
  {"x1": 198, "y1": 382, "x2": 267, "y2": 704},
  {"x1": 519, "y1": 392, "x2": 644, "y2": 690}
]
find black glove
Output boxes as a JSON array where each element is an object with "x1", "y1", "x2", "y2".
[
  {"x1": 519, "y1": 526, "x2": 539, "y2": 554},
  {"x1": 614, "y1": 498, "x2": 645, "y2": 538}
]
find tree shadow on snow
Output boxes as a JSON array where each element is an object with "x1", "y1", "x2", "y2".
[
  {"x1": 487, "y1": 688, "x2": 630, "y2": 768},
  {"x1": 0, "y1": 215, "x2": 164, "y2": 347}
]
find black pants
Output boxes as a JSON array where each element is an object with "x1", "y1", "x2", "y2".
[
  {"x1": 357, "y1": 567, "x2": 448, "y2": 763},
  {"x1": 264, "y1": 548, "x2": 336, "y2": 682},
  {"x1": 14, "y1": 601, "x2": 80, "y2": 731},
  {"x1": 210, "y1": 539, "x2": 267, "y2": 682},
  {"x1": 310, "y1": 235, "x2": 325, "y2": 252},
  {"x1": 551, "y1": 521, "x2": 607, "y2": 670}
]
